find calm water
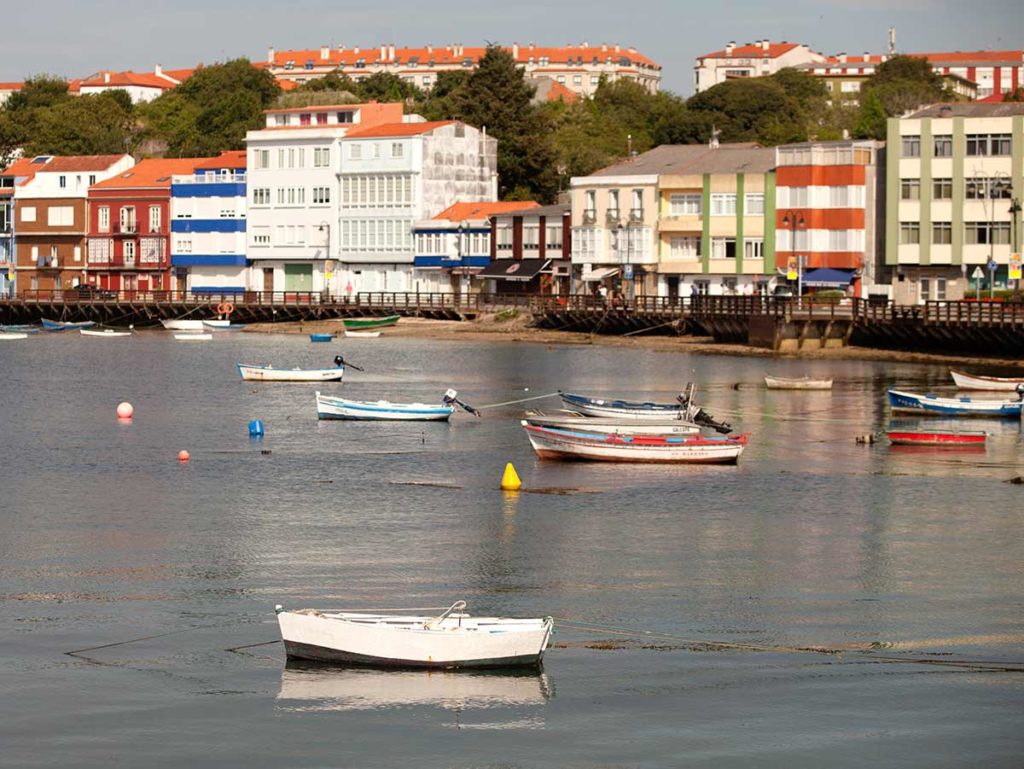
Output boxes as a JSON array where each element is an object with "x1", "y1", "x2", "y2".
[{"x1": 0, "y1": 331, "x2": 1022, "y2": 768}]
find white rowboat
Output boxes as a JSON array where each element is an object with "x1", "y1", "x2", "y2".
[
  {"x1": 160, "y1": 319, "x2": 206, "y2": 331},
  {"x1": 522, "y1": 422, "x2": 748, "y2": 464},
  {"x1": 764, "y1": 375, "x2": 833, "y2": 390},
  {"x1": 344, "y1": 330, "x2": 381, "y2": 338},
  {"x1": 0, "y1": 332, "x2": 28, "y2": 340},
  {"x1": 950, "y1": 369, "x2": 1024, "y2": 391},
  {"x1": 315, "y1": 391, "x2": 454, "y2": 420},
  {"x1": 238, "y1": 363, "x2": 345, "y2": 382},
  {"x1": 175, "y1": 332, "x2": 213, "y2": 341},
  {"x1": 275, "y1": 601, "x2": 553, "y2": 668},
  {"x1": 523, "y1": 410, "x2": 701, "y2": 435},
  {"x1": 80, "y1": 328, "x2": 131, "y2": 337}
]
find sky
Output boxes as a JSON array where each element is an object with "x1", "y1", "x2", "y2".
[{"x1": 4, "y1": 0, "x2": 1022, "y2": 95}]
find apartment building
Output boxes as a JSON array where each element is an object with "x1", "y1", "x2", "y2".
[
  {"x1": 245, "y1": 102, "x2": 404, "y2": 295},
  {"x1": 0, "y1": 157, "x2": 41, "y2": 295},
  {"x1": 412, "y1": 201, "x2": 537, "y2": 295},
  {"x1": 887, "y1": 102, "x2": 1024, "y2": 303},
  {"x1": 13, "y1": 154, "x2": 134, "y2": 294},
  {"x1": 170, "y1": 151, "x2": 248, "y2": 295},
  {"x1": 337, "y1": 120, "x2": 497, "y2": 293},
  {"x1": 775, "y1": 140, "x2": 884, "y2": 297},
  {"x1": 265, "y1": 42, "x2": 661, "y2": 96},
  {"x1": 78, "y1": 66, "x2": 195, "y2": 103},
  {"x1": 482, "y1": 203, "x2": 572, "y2": 295},
  {"x1": 694, "y1": 41, "x2": 825, "y2": 92}
]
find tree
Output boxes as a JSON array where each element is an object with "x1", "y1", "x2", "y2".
[
  {"x1": 853, "y1": 90, "x2": 888, "y2": 140},
  {"x1": 3, "y1": 75, "x2": 71, "y2": 112},
  {"x1": 21, "y1": 92, "x2": 134, "y2": 156},
  {"x1": 356, "y1": 72, "x2": 422, "y2": 103},
  {"x1": 686, "y1": 78, "x2": 807, "y2": 144},
  {"x1": 296, "y1": 71, "x2": 360, "y2": 93},
  {"x1": 859, "y1": 54, "x2": 946, "y2": 118}
]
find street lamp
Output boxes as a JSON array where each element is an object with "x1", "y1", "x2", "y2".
[
  {"x1": 317, "y1": 221, "x2": 331, "y2": 300},
  {"x1": 1010, "y1": 195, "x2": 1022, "y2": 292},
  {"x1": 456, "y1": 221, "x2": 468, "y2": 302},
  {"x1": 781, "y1": 212, "x2": 805, "y2": 305}
]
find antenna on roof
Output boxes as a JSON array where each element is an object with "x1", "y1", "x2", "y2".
[{"x1": 888, "y1": 26, "x2": 896, "y2": 56}]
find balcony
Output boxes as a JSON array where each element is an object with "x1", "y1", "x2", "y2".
[
  {"x1": 113, "y1": 222, "x2": 138, "y2": 235},
  {"x1": 629, "y1": 207, "x2": 644, "y2": 223},
  {"x1": 582, "y1": 209, "x2": 597, "y2": 225},
  {"x1": 36, "y1": 256, "x2": 59, "y2": 269},
  {"x1": 605, "y1": 208, "x2": 621, "y2": 225}
]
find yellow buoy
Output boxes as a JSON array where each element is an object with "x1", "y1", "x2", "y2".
[{"x1": 500, "y1": 462, "x2": 522, "y2": 491}]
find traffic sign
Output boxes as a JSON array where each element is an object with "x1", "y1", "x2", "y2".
[
  {"x1": 987, "y1": 259, "x2": 998, "y2": 273},
  {"x1": 971, "y1": 266, "x2": 985, "y2": 279},
  {"x1": 623, "y1": 264, "x2": 634, "y2": 280}
]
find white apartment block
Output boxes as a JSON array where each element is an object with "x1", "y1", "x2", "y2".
[
  {"x1": 694, "y1": 41, "x2": 825, "y2": 92},
  {"x1": 266, "y1": 42, "x2": 661, "y2": 96}
]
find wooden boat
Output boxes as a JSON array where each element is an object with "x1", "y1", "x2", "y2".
[
  {"x1": 764, "y1": 375, "x2": 833, "y2": 390},
  {"x1": 343, "y1": 314, "x2": 399, "y2": 330},
  {"x1": 522, "y1": 422, "x2": 748, "y2": 464},
  {"x1": 560, "y1": 386, "x2": 732, "y2": 433},
  {"x1": 202, "y1": 320, "x2": 245, "y2": 330},
  {"x1": 0, "y1": 332, "x2": 28, "y2": 340},
  {"x1": 42, "y1": 319, "x2": 95, "y2": 331},
  {"x1": 160, "y1": 319, "x2": 206, "y2": 331},
  {"x1": 237, "y1": 363, "x2": 345, "y2": 382},
  {"x1": 275, "y1": 601, "x2": 553, "y2": 668},
  {"x1": 887, "y1": 429, "x2": 987, "y2": 446},
  {"x1": 950, "y1": 369, "x2": 1024, "y2": 392},
  {"x1": 310, "y1": 333, "x2": 334, "y2": 342},
  {"x1": 174, "y1": 332, "x2": 213, "y2": 341},
  {"x1": 0, "y1": 324, "x2": 39, "y2": 333},
  {"x1": 523, "y1": 410, "x2": 701, "y2": 435},
  {"x1": 344, "y1": 330, "x2": 381, "y2": 338},
  {"x1": 315, "y1": 391, "x2": 455, "y2": 421},
  {"x1": 80, "y1": 328, "x2": 131, "y2": 337},
  {"x1": 887, "y1": 389, "x2": 1023, "y2": 418}
]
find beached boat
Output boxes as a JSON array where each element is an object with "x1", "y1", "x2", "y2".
[
  {"x1": 310, "y1": 333, "x2": 334, "y2": 343},
  {"x1": 522, "y1": 422, "x2": 748, "y2": 464},
  {"x1": 315, "y1": 390, "x2": 456, "y2": 421},
  {"x1": 523, "y1": 410, "x2": 701, "y2": 435},
  {"x1": 202, "y1": 320, "x2": 245, "y2": 330},
  {"x1": 764, "y1": 375, "x2": 833, "y2": 390},
  {"x1": 0, "y1": 324, "x2": 39, "y2": 333},
  {"x1": 342, "y1": 314, "x2": 399, "y2": 330},
  {"x1": 887, "y1": 429, "x2": 987, "y2": 446},
  {"x1": 80, "y1": 328, "x2": 131, "y2": 338},
  {"x1": 0, "y1": 332, "x2": 28, "y2": 340},
  {"x1": 41, "y1": 319, "x2": 95, "y2": 331},
  {"x1": 238, "y1": 362, "x2": 345, "y2": 382},
  {"x1": 175, "y1": 332, "x2": 213, "y2": 341},
  {"x1": 887, "y1": 389, "x2": 1023, "y2": 418},
  {"x1": 950, "y1": 369, "x2": 1024, "y2": 392},
  {"x1": 160, "y1": 319, "x2": 206, "y2": 331},
  {"x1": 344, "y1": 330, "x2": 381, "y2": 338},
  {"x1": 560, "y1": 385, "x2": 733, "y2": 433},
  {"x1": 275, "y1": 601, "x2": 553, "y2": 668}
]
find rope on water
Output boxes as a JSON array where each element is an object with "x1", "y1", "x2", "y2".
[{"x1": 474, "y1": 391, "x2": 563, "y2": 410}]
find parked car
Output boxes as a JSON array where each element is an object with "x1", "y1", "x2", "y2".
[
  {"x1": 772, "y1": 285, "x2": 795, "y2": 298},
  {"x1": 69, "y1": 284, "x2": 117, "y2": 300}
]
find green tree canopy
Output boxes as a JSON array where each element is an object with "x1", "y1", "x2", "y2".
[
  {"x1": 685, "y1": 77, "x2": 808, "y2": 144},
  {"x1": 859, "y1": 54, "x2": 947, "y2": 119}
]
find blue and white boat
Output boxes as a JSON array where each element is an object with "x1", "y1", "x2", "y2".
[
  {"x1": 887, "y1": 389, "x2": 1024, "y2": 418},
  {"x1": 560, "y1": 388, "x2": 733, "y2": 433},
  {"x1": 239, "y1": 363, "x2": 345, "y2": 382},
  {"x1": 41, "y1": 319, "x2": 95, "y2": 331},
  {"x1": 310, "y1": 333, "x2": 334, "y2": 343},
  {"x1": 315, "y1": 391, "x2": 456, "y2": 421}
]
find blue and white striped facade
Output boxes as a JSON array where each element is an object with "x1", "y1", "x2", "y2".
[{"x1": 170, "y1": 161, "x2": 248, "y2": 295}]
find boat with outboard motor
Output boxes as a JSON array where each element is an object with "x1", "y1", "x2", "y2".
[
  {"x1": 523, "y1": 410, "x2": 701, "y2": 435},
  {"x1": 559, "y1": 383, "x2": 732, "y2": 433},
  {"x1": 238, "y1": 356, "x2": 354, "y2": 382},
  {"x1": 887, "y1": 388, "x2": 1024, "y2": 418},
  {"x1": 522, "y1": 422, "x2": 748, "y2": 464}
]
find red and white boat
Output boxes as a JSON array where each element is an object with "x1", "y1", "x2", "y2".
[
  {"x1": 950, "y1": 369, "x2": 1024, "y2": 392},
  {"x1": 522, "y1": 422, "x2": 747, "y2": 464},
  {"x1": 886, "y1": 429, "x2": 987, "y2": 447}
]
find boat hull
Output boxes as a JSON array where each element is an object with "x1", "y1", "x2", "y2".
[
  {"x1": 0, "y1": 332, "x2": 28, "y2": 340},
  {"x1": 887, "y1": 389, "x2": 1023, "y2": 418},
  {"x1": 42, "y1": 319, "x2": 95, "y2": 331},
  {"x1": 161, "y1": 319, "x2": 205, "y2": 331},
  {"x1": 524, "y1": 424, "x2": 746, "y2": 464},
  {"x1": 80, "y1": 329, "x2": 131, "y2": 337},
  {"x1": 887, "y1": 430, "x2": 987, "y2": 446},
  {"x1": 764, "y1": 376, "x2": 833, "y2": 390},
  {"x1": 560, "y1": 393, "x2": 685, "y2": 420},
  {"x1": 277, "y1": 611, "x2": 552, "y2": 669},
  {"x1": 238, "y1": 364, "x2": 344, "y2": 382},
  {"x1": 316, "y1": 391, "x2": 453, "y2": 421},
  {"x1": 950, "y1": 369, "x2": 1024, "y2": 391},
  {"x1": 202, "y1": 320, "x2": 244, "y2": 330},
  {"x1": 175, "y1": 333, "x2": 212, "y2": 341},
  {"x1": 343, "y1": 315, "x2": 399, "y2": 330},
  {"x1": 524, "y1": 411, "x2": 700, "y2": 435},
  {"x1": 344, "y1": 330, "x2": 381, "y2": 338}
]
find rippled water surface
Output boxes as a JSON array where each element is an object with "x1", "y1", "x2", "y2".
[{"x1": 1, "y1": 330, "x2": 1022, "y2": 768}]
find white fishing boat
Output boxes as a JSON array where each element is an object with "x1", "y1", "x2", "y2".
[
  {"x1": 0, "y1": 332, "x2": 28, "y2": 341},
  {"x1": 202, "y1": 320, "x2": 245, "y2": 330},
  {"x1": 80, "y1": 328, "x2": 131, "y2": 338},
  {"x1": 275, "y1": 601, "x2": 554, "y2": 668},
  {"x1": 160, "y1": 319, "x2": 206, "y2": 331},
  {"x1": 950, "y1": 369, "x2": 1024, "y2": 391},
  {"x1": 523, "y1": 410, "x2": 701, "y2": 435},
  {"x1": 175, "y1": 332, "x2": 213, "y2": 341},
  {"x1": 238, "y1": 362, "x2": 345, "y2": 382},
  {"x1": 344, "y1": 330, "x2": 381, "y2": 338},
  {"x1": 560, "y1": 384, "x2": 733, "y2": 434},
  {"x1": 764, "y1": 375, "x2": 833, "y2": 390},
  {"x1": 315, "y1": 390, "x2": 455, "y2": 421},
  {"x1": 522, "y1": 422, "x2": 748, "y2": 464}
]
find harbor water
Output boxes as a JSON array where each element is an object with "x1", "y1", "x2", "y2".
[{"x1": 1, "y1": 331, "x2": 1022, "y2": 768}]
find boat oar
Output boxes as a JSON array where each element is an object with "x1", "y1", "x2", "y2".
[{"x1": 334, "y1": 355, "x2": 363, "y2": 372}]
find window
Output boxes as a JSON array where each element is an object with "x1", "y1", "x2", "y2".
[
  {"x1": 899, "y1": 222, "x2": 920, "y2": 244},
  {"x1": 840, "y1": 81, "x2": 860, "y2": 93},
  {"x1": 965, "y1": 222, "x2": 1010, "y2": 245},
  {"x1": 497, "y1": 225, "x2": 513, "y2": 250},
  {"x1": 573, "y1": 75, "x2": 582, "y2": 85},
  {"x1": 965, "y1": 177, "x2": 1012, "y2": 200},
  {"x1": 312, "y1": 187, "x2": 330, "y2": 204},
  {"x1": 219, "y1": 208, "x2": 235, "y2": 218},
  {"x1": 669, "y1": 236, "x2": 700, "y2": 259},
  {"x1": 669, "y1": 194, "x2": 701, "y2": 216},
  {"x1": 120, "y1": 207, "x2": 136, "y2": 232},
  {"x1": 744, "y1": 238, "x2": 764, "y2": 259},
  {"x1": 47, "y1": 206, "x2": 74, "y2": 226},
  {"x1": 123, "y1": 240, "x2": 135, "y2": 262},
  {"x1": 933, "y1": 135, "x2": 952, "y2": 157},
  {"x1": 966, "y1": 134, "x2": 1012, "y2": 156},
  {"x1": 710, "y1": 193, "x2": 737, "y2": 216},
  {"x1": 932, "y1": 222, "x2": 952, "y2": 244},
  {"x1": 336, "y1": 111, "x2": 354, "y2": 123},
  {"x1": 21, "y1": 206, "x2": 36, "y2": 222},
  {"x1": 784, "y1": 187, "x2": 809, "y2": 207},
  {"x1": 253, "y1": 149, "x2": 270, "y2": 169},
  {"x1": 744, "y1": 193, "x2": 764, "y2": 215},
  {"x1": 900, "y1": 178, "x2": 921, "y2": 200},
  {"x1": 901, "y1": 135, "x2": 920, "y2": 158},
  {"x1": 299, "y1": 113, "x2": 311, "y2": 126},
  {"x1": 313, "y1": 147, "x2": 330, "y2": 168},
  {"x1": 932, "y1": 178, "x2": 952, "y2": 199},
  {"x1": 391, "y1": 143, "x2": 404, "y2": 158},
  {"x1": 936, "y1": 277, "x2": 947, "y2": 301},
  {"x1": 920, "y1": 278, "x2": 930, "y2": 302},
  {"x1": 88, "y1": 175, "x2": 96, "y2": 185},
  {"x1": 711, "y1": 237, "x2": 737, "y2": 258},
  {"x1": 98, "y1": 206, "x2": 110, "y2": 232},
  {"x1": 523, "y1": 225, "x2": 539, "y2": 249},
  {"x1": 175, "y1": 238, "x2": 192, "y2": 253},
  {"x1": 631, "y1": 188, "x2": 643, "y2": 217},
  {"x1": 252, "y1": 188, "x2": 270, "y2": 205},
  {"x1": 350, "y1": 144, "x2": 362, "y2": 160},
  {"x1": 590, "y1": 75, "x2": 600, "y2": 87},
  {"x1": 584, "y1": 190, "x2": 596, "y2": 219},
  {"x1": 316, "y1": 112, "x2": 327, "y2": 125},
  {"x1": 59, "y1": 175, "x2": 67, "y2": 189},
  {"x1": 545, "y1": 224, "x2": 563, "y2": 250},
  {"x1": 608, "y1": 189, "x2": 620, "y2": 217},
  {"x1": 149, "y1": 206, "x2": 161, "y2": 233}
]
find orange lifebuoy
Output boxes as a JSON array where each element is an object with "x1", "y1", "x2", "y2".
[{"x1": 217, "y1": 302, "x2": 235, "y2": 316}]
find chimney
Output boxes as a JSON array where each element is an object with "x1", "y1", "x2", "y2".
[
  {"x1": 354, "y1": 46, "x2": 360, "y2": 54},
  {"x1": 104, "y1": 72, "x2": 110, "y2": 83},
  {"x1": 154, "y1": 64, "x2": 163, "y2": 77},
  {"x1": 601, "y1": 43, "x2": 607, "y2": 52},
  {"x1": 761, "y1": 40, "x2": 770, "y2": 52},
  {"x1": 268, "y1": 47, "x2": 275, "y2": 64},
  {"x1": 321, "y1": 45, "x2": 329, "y2": 60},
  {"x1": 427, "y1": 44, "x2": 433, "y2": 53},
  {"x1": 615, "y1": 43, "x2": 621, "y2": 53},
  {"x1": 512, "y1": 42, "x2": 519, "y2": 59},
  {"x1": 380, "y1": 44, "x2": 386, "y2": 61},
  {"x1": 725, "y1": 41, "x2": 735, "y2": 55},
  {"x1": 838, "y1": 52, "x2": 847, "y2": 63},
  {"x1": 389, "y1": 44, "x2": 395, "y2": 61}
]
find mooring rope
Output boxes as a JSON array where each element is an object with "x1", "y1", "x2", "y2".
[{"x1": 474, "y1": 391, "x2": 562, "y2": 410}]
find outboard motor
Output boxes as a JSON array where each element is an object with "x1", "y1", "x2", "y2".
[
  {"x1": 1016, "y1": 382, "x2": 1024, "y2": 402},
  {"x1": 443, "y1": 388, "x2": 481, "y2": 417},
  {"x1": 334, "y1": 355, "x2": 363, "y2": 371}
]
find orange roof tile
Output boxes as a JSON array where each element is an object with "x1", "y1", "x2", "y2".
[
  {"x1": 702, "y1": 42, "x2": 803, "y2": 60},
  {"x1": 89, "y1": 158, "x2": 201, "y2": 189},
  {"x1": 545, "y1": 80, "x2": 579, "y2": 104},
  {"x1": 0, "y1": 82, "x2": 23, "y2": 91},
  {"x1": 191, "y1": 151, "x2": 247, "y2": 170},
  {"x1": 80, "y1": 70, "x2": 177, "y2": 90},
  {"x1": 277, "y1": 78, "x2": 301, "y2": 91},
  {"x1": 42, "y1": 155, "x2": 128, "y2": 173},
  {"x1": 160, "y1": 68, "x2": 196, "y2": 83},
  {"x1": 433, "y1": 201, "x2": 539, "y2": 221},
  {"x1": 344, "y1": 120, "x2": 454, "y2": 138}
]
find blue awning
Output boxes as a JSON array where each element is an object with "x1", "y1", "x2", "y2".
[{"x1": 802, "y1": 268, "x2": 854, "y2": 287}]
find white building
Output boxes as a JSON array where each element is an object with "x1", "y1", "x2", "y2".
[
  {"x1": 337, "y1": 120, "x2": 497, "y2": 293},
  {"x1": 694, "y1": 41, "x2": 826, "y2": 92}
]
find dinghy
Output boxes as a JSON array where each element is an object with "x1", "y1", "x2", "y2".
[
  {"x1": 522, "y1": 422, "x2": 748, "y2": 464},
  {"x1": 887, "y1": 389, "x2": 1024, "y2": 418},
  {"x1": 887, "y1": 429, "x2": 987, "y2": 446},
  {"x1": 275, "y1": 601, "x2": 553, "y2": 668},
  {"x1": 0, "y1": 332, "x2": 28, "y2": 340},
  {"x1": 175, "y1": 332, "x2": 213, "y2": 341},
  {"x1": 42, "y1": 319, "x2": 95, "y2": 331},
  {"x1": 344, "y1": 330, "x2": 381, "y2": 338},
  {"x1": 764, "y1": 375, "x2": 833, "y2": 390},
  {"x1": 160, "y1": 319, "x2": 206, "y2": 331},
  {"x1": 310, "y1": 333, "x2": 334, "y2": 343},
  {"x1": 950, "y1": 369, "x2": 1024, "y2": 391},
  {"x1": 523, "y1": 410, "x2": 701, "y2": 435},
  {"x1": 202, "y1": 320, "x2": 245, "y2": 330},
  {"x1": 80, "y1": 328, "x2": 131, "y2": 338},
  {"x1": 315, "y1": 391, "x2": 456, "y2": 421},
  {"x1": 560, "y1": 384, "x2": 732, "y2": 433},
  {"x1": 342, "y1": 314, "x2": 399, "y2": 330},
  {"x1": 238, "y1": 360, "x2": 346, "y2": 382}
]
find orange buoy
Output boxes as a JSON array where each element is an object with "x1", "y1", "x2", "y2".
[
  {"x1": 177, "y1": 450, "x2": 191, "y2": 462},
  {"x1": 116, "y1": 402, "x2": 134, "y2": 419}
]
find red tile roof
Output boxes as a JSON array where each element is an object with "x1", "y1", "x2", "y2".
[
  {"x1": 160, "y1": 68, "x2": 196, "y2": 83},
  {"x1": 545, "y1": 80, "x2": 579, "y2": 103},
  {"x1": 89, "y1": 158, "x2": 201, "y2": 189},
  {"x1": 818, "y1": 50, "x2": 1023, "y2": 68},
  {"x1": 277, "y1": 78, "x2": 301, "y2": 91},
  {"x1": 343, "y1": 120, "x2": 454, "y2": 138},
  {"x1": 0, "y1": 82, "x2": 23, "y2": 91},
  {"x1": 433, "y1": 201, "x2": 539, "y2": 221},
  {"x1": 41, "y1": 155, "x2": 129, "y2": 173},
  {"x1": 0, "y1": 157, "x2": 45, "y2": 193},
  {"x1": 191, "y1": 151, "x2": 247, "y2": 170},
  {"x1": 701, "y1": 42, "x2": 803, "y2": 60},
  {"x1": 80, "y1": 70, "x2": 177, "y2": 90}
]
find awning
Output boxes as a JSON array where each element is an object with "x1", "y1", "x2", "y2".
[
  {"x1": 802, "y1": 268, "x2": 854, "y2": 287},
  {"x1": 476, "y1": 258, "x2": 550, "y2": 281},
  {"x1": 581, "y1": 266, "x2": 620, "y2": 282}
]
